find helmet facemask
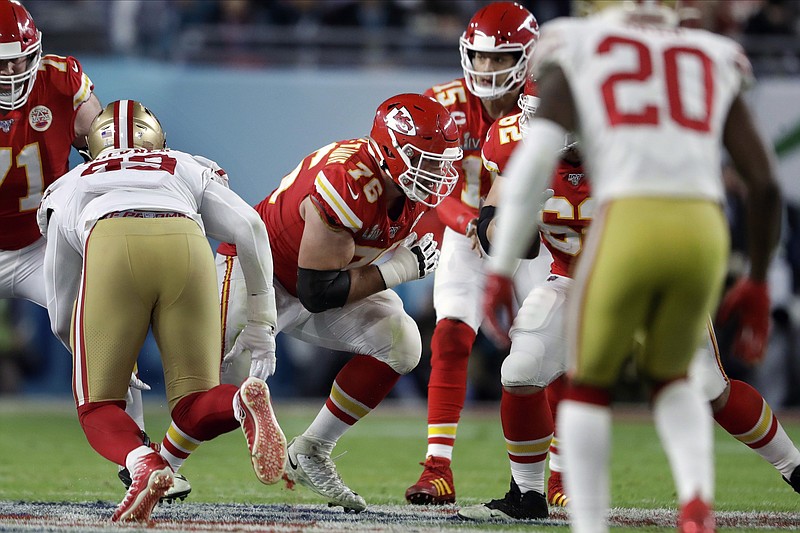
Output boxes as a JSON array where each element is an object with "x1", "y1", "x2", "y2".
[
  {"x1": 389, "y1": 128, "x2": 460, "y2": 207},
  {"x1": 460, "y1": 45, "x2": 531, "y2": 100},
  {"x1": 0, "y1": 35, "x2": 41, "y2": 111}
]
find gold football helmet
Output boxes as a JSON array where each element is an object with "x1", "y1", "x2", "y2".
[{"x1": 87, "y1": 100, "x2": 166, "y2": 159}]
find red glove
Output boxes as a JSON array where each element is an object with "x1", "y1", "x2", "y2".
[
  {"x1": 482, "y1": 273, "x2": 515, "y2": 348},
  {"x1": 717, "y1": 278, "x2": 770, "y2": 365}
]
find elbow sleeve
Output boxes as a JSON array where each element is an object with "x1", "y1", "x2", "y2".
[
  {"x1": 296, "y1": 267, "x2": 351, "y2": 313},
  {"x1": 477, "y1": 205, "x2": 496, "y2": 255}
]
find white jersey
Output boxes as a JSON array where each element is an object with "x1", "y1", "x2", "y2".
[
  {"x1": 38, "y1": 148, "x2": 221, "y2": 252},
  {"x1": 533, "y1": 9, "x2": 753, "y2": 203}
]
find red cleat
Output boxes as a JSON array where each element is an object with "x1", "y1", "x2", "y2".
[
  {"x1": 547, "y1": 470, "x2": 569, "y2": 508},
  {"x1": 405, "y1": 456, "x2": 456, "y2": 505},
  {"x1": 678, "y1": 496, "x2": 715, "y2": 533},
  {"x1": 235, "y1": 377, "x2": 287, "y2": 485},
  {"x1": 111, "y1": 452, "x2": 173, "y2": 523}
]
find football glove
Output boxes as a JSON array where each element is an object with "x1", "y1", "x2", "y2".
[
  {"x1": 377, "y1": 232, "x2": 439, "y2": 289},
  {"x1": 124, "y1": 372, "x2": 151, "y2": 405},
  {"x1": 222, "y1": 324, "x2": 277, "y2": 381},
  {"x1": 128, "y1": 372, "x2": 151, "y2": 392},
  {"x1": 717, "y1": 278, "x2": 770, "y2": 365},
  {"x1": 482, "y1": 273, "x2": 515, "y2": 348}
]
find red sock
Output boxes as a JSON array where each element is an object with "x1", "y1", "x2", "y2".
[
  {"x1": 714, "y1": 379, "x2": 778, "y2": 448},
  {"x1": 77, "y1": 400, "x2": 146, "y2": 466},
  {"x1": 325, "y1": 355, "x2": 401, "y2": 425},
  {"x1": 427, "y1": 319, "x2": 476, "y2": 426},
  {"x1": 170, "y1": 384, "x2": 240, "y2": 441},
  {"x1": 546, "y1": 376, "x2": 567, "y2": 460},
  {"x1": 502, "y1": 389, "x2": 553, "y2": 464}
]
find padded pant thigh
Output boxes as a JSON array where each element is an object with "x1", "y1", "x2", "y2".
[
  {"x1": 433, "y1": 227, "x2": 484, "y2": 331},
  {"x1": 503, "y1": 280, "x2": 569, "y2": 388},
  {"x1": 286, "y1": 288, "x2": 422, "y2": 375}
]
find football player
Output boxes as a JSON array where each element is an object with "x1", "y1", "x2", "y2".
[
  {"x1": 214, "y1": 93, "x2": 462, "y2": 512},
  {"x1": 406, "y1": 1, "x2": 541, "y2": 506},
  {"x1": 37, "y1": 100, "x2": 286, "y2": 523},
  {"x1": 484, "y1": 1, "x2": 782, "y2": 531},
  {"x1": 460, "y1": 76, "x2": 800, "y2": 522},
  {"x1": 0, "y1": 0, "x2": 190, "y2": 501}
]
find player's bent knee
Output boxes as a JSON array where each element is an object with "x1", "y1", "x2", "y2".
[
  {"x1": 380, "y1": 314, "x2": 422, "y2": 375},
  {"x1": 500, "y1": 338, "x2": 552, "y2": 388}
]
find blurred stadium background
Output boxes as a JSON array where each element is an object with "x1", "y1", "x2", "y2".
[{"x1": 2, "y1": 0, "x2": 800, "y2": 412}]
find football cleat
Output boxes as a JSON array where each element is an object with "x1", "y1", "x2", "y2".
[
  {"x1": 547, "y1": 470, "x2": 569, "y2": 507},
  {"x1": 283, "y1": 435, "x2": 366, "y2": 512},
  {"x1": 677, "y1": 496, "x2": 715, "y2": 533},
  {"x1": 119, "y1": 468, "x2": 191, "y2": 503},
  {"x1": 457, "y1": 478, "x2": 548, "y2": 521},
  {"x1": 118, "y1": 431, "x2": 191, "y2": 503},
  {"x1": 784, "y1": 464, "x2": 800, "y2": 494},
  {"x1": 234, "y1": 376, "x2": 287, "y2": 485},
  {"x1": 405, "y1": 455, "x2": 456, "y2": 505},
  {"x1": 111, "y1": 452, "x2": 173, "y2": 523}
]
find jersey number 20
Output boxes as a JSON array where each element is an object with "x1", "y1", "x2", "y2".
[{"x1": 598, "y1": 35, "x2": 713, "y2": 133}]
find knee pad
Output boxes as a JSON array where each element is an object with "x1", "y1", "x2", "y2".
[
  {"x1": 501, "y1": 336, "x2": 559, "y2": 388},
  {"x1": 379, "y1": 313, "x2": 422, "y2": 375}
]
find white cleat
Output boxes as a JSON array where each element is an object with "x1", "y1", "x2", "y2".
[{"x1": 283, "y1": 435, "x2": 366, "y2": 513}]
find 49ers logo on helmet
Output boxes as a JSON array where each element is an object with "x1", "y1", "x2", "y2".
[{"x1": 385, "y1": 107, "x2": 416, "y2": 136}]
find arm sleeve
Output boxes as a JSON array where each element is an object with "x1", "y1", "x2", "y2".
[
  {"x1": 43, "y1": 218, "x2": 82, "y2": 350},
  {"x1": 488, "y1": 118, "x2": 564, "y2": 276},
  {"x1": 435, "y1": 195, "x2": 479, "y2": 235},
  {"x1": 200, "y1": 180, "x2": 277, "y2": 327}
]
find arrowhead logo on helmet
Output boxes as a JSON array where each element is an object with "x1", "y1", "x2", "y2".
[{"x1": 386, "y1": 106, "x2": 416, "y2": 136}]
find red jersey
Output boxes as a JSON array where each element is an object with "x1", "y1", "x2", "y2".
[
  {"x1": 482, "y1": 112, "x2": 592, "y2": 277},
  {"x1": 0, "y1": 55, "x2": 94, "y2": 250},
  {"x1": 218, "y1": 138, "x2": 428, "y2": 296}
]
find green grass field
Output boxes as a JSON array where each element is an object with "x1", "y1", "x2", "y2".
[{"x1": 1, "y1": 399, "x2": 799, "y2": 531}]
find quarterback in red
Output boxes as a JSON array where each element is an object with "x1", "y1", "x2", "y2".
[
  {"x1": 407, "y1": 1, "x2": 540, "y2": 506},
  {"x1": 216, "y1": 93, "x2": 461, "y2": 512}
]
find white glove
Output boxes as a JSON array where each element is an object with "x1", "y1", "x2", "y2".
[
  {"x1": 192, "y1": 155, "x2": 230, "y2": 187},
  {"x1": 222, "y1": 324, "x2": 277, "y2": 381},
  {"x1": 125, "y1": 372, "x2": 151, "y2": 404},
  {"x1": 377, "y1": 232, "x2": 439, "y2": 289},
  {"x1": 129, "y1": 372, "x2": 151, "y2": 392}
]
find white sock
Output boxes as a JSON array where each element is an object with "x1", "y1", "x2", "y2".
[
  {"x1": 305, "y1": 405, "x2": 351, "y2": 446},
  {"x1": 558, "y1": 399, "x2": 610, "y2": 533},
  {"x1": 510, "y1": 461, "x2": 546, "y2": 493},
  {"x1": 653, "y1": 379, "x2": 714, "y2": 504}
]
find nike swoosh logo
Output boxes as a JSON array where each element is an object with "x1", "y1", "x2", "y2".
[
  {"x1": 73, "y1": 63, "x2": 79, "y2": 73},
  {"x1": 288, "y1": 453, "x2": 299, "y2": 471},
  {"x1": 346, "y1": 184, "x2": 359, "y2": 200}
]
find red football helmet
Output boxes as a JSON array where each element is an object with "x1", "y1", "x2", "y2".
[
  {"x1": 517, "y1": 74, "x2": 540, "y2": 138},
  {"x1": 460, "y1": 2, "x2": 539, "y2": 100},
  {"x1": 369, "y1": 93, "x2": 462, "y2": 207},
  {"x1": 0, "y1": 0, "x2": 41, "y2": 110}
]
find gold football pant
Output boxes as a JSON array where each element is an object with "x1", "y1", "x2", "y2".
[
  {"x1": 566, "y1": 197, "x2": 729, "y2": 388},
  {"x1": 72, "y1": 217, "x2": 221, "y2": 411}
]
